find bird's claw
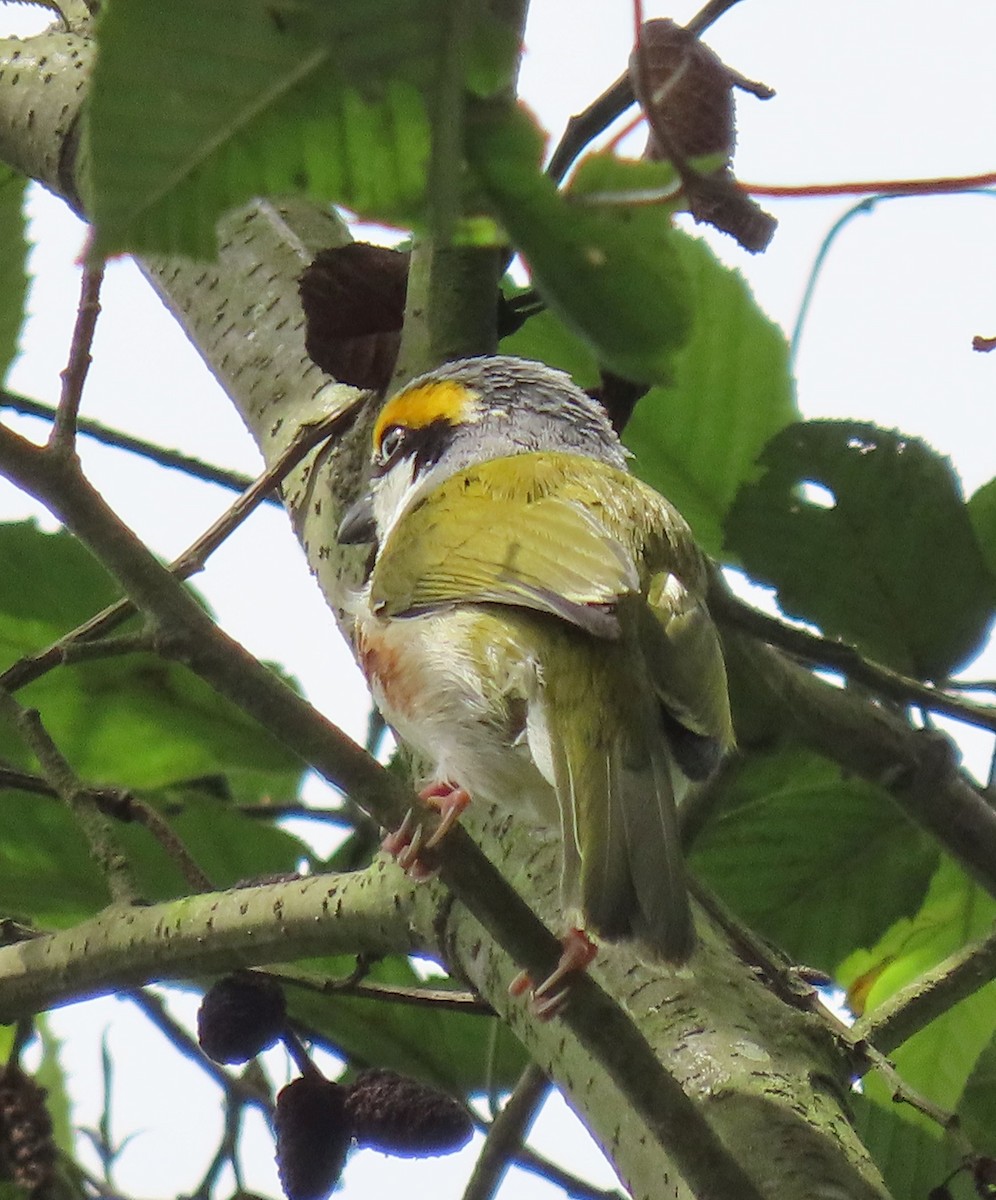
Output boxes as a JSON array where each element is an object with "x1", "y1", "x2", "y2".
[
  {"x1": 380, "y1": 783, "x2": 470, "y2": 880},
  {"x1": 509, "y1": 929, "x2": 597, "y2": 1021}
]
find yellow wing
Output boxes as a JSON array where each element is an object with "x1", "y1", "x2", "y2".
[{"x1": 370, "y1": 451, "x2": 732, "y2": 750}]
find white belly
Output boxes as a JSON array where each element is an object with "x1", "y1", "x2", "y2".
[{"x1": 355, "y1": 606, "x2": 559, "y2": 825}]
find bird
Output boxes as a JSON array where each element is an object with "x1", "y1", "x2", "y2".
[{"x1": 338, "y1": 355, "x2": 733, "y2": 994}]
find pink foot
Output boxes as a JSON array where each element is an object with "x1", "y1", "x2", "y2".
[
  {"x1": 380, "y1": 782, "x2": 470, "y2": 880},
  {"x1": 418, "y1": 781, "x2": 470, "y2": 849},
  {"x1": 509, "y1": 929, "x2": 597, "y2": 1020}
]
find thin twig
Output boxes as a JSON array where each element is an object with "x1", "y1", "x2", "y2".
[
  {"x1": 49, "y1": 251, "x2": 105, "y2": 454},
  {"x1": 851, "y1": 924, "x2": 996, "y2": 1058},
  {"x1": 684, "y1": 0, "x2": 746, "y2": 36},
  {"x1": 462, "y1": 1062, "x2": 550, "y2": 1200},
  {"x1": 546, "y1": 0, "x2": 746, "y2": 184},
  {"x1": 102, "y1": 789, "x2": 215, "y2": 893},
  {"x1": 0, "y1": 397, "x2": 367, "y2": 696},
  {"x1": 267, "y1": 964, "x2": 491, "y2": 1014},
  {"x1": 744, "y1": 170, "x2": 996, "y2": 198},
  {"x1": 711, "y1": 583, "x2": 996, "y2": 735},
  {"x1": 0, "y1": 760, "x2": 213, "y2": 893},
  {"x1": 0, "y1": 765, "x2": 59, "y2": 796},
  {"x1": 281, "y1": 1027, "x2": 321, "y2": 1078},
  {"x1": 851, "y1": 1037, "x2": 971, "y2": 1153},
  {"x1": 547, "y1": 71, "x2": 634, "y2": 184},
  {"x1": 2, "y1": 390, "x2": 264, "y2": 497},
  {"x1": 0, "y1": 687, "x2": 139, "y2": 904}
]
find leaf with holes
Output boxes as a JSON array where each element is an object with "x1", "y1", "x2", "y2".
[{"x1": 724, "y1": 421, "x2": 995, "y2": 679}]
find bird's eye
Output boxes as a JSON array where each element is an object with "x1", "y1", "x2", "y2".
[{"x1": 377, "y1": 424, "x2": 407, "y2": 466}]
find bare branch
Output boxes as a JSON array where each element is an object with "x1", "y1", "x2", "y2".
[
  {"x1": 713, "y1": 585, "x2": 996, "y2": 735},
  {"x1": 2, "y1": 390, "x2": 264, "y2": 497},
  {"x1": 462, "y1": 1063, "x2": 549, "y2": 1200},
  {"x1": 49, "y1": 251, "x2": 104, "y2": 455},
  {"x1": 0, "y1": 397, "x2": 365, "y2": 695},
  {"x1": 852, "y1": 923, "x2": 996, "y2": 1057}
]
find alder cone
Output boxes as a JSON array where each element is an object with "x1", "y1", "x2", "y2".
[
  {"x1": 0, "y1": 1064, "x2": 56, "y2": 1196},
  {"x1": 345, "y1": 1068, "x2": 473, "y2": 1157},
  {"x1": 630, "y1": 17, "x2": 736, "y2": 163},
  {"x1": 275, "y1": 1076, "x2": 351, "y2": 1200},
  {"x1": 197, "y1": 971, "x2": 287, "y2": 1064}
]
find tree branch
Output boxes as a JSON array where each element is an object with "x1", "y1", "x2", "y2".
[
  {"x1": 49, "y1": 249, "x2": 103, "y2": 454},
  {"x1": 1, "y1": 389, "x2": 264, "y2": 497},
  {"x1": 462, "y1": 1062, "x2": 550, "y2": 1200},
  {"x1": 851, "y1": 923, "x2": 996, "y2": 1058},
  {"x1": 712, "y1": 585, "x2": 996, "y2": 735},
  {"x1": 0, "y1": 867, "x2": 422, "y2": 1022}
]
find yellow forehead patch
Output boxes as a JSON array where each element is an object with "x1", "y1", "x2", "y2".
[{"x1": 372, "y1": 381, "x2": 478, "y2": 452}]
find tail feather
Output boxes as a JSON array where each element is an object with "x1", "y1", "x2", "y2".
[{"x1": 548, "y1": 696, "x2": 694, "y2": 963}]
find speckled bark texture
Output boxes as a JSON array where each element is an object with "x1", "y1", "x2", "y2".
[{"x1": 0, "y1": 25, "x2": 894, "y2": 1200}]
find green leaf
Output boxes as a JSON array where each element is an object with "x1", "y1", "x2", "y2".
[
  {"x1": 34, "y1": 1018, "x2": 75, "y2": 1156},
  {"x1": 0, "y1": 522, "x2": 310, "y2": 921},
  {"x1": 623, "y1": 232, "x2": 797, "y2": 554},
  {"x1": 850, "y1": 1093, "x2": 958, "y2": 1200},
  {"x1": 91, "y1": 0, "x2": 505, "y2": 254},
  {"x1": 968, "y1": 477, "x2": 996, "y2": 580},
  {"x1": 842, "y1": 858, "x2": 996, "y2": 1114},
  {"x1": 690, "y1": 746, "x2": 938, "y2": 971},
  {"x1": 0, "y1": 791, "x2": 109, "y2": 925},
  {"x1": 724, "y1": 421, "x2": 996, "y2": 679},
  {"x1": 120, "y1": 788, "x2": 312, "y2": 899},
  {"x1": 0, "y1": 166, "x2": 27, "y2": 379},
  {"x1": 960, "y1": 1038, "x2": 996, "y2": 1157},
  {"x1": 0, "y1": 521, "x2": 301, "y2": 795},
  {"x1": 469, "y1": 106, "x2": 692, "y2": 381},
  {"x1": 499, "y1": 284, "x2": 599, "y2": 384},
  {"x1": 280, "y1": 955, "x2": 528, "y2": 1094}
]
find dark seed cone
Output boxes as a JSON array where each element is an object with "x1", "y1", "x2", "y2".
[
  {"x1": 275, "y1": 1076, "x2": 351, "y2": 1200},
  {"x1": 0, "y1": 1064, "x2": 57, "y2": 1197},
  {"x1": 197, "y1": 971, "x2": 287, "y2": 1064},
  {"x1": 345, "y1": 1068, "x2": 472, "y2": 1158},
  {"x1": 630, "y1": 19, "x2": 736, "y2": 165},
  {"x1": 299, "y1": 243, "x2": 408, "y2": 391}
]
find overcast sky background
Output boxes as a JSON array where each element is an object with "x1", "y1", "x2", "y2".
[{"x1": 0, "y1": 1, "x2": 994, "y2": 1196}]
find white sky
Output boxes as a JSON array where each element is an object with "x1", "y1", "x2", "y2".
[{"x1": 1, "y1": 1, "x2": 994, "y2": 1197}]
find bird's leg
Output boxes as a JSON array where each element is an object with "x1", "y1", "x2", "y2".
[
  {"x1": 380, "y1": 782, "x2": 470, "y2": 880},
  {"x1": 509, "y1": 929, "x2": 597, "y2": 1020}
]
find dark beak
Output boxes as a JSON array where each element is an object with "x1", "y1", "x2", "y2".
[{"x1": 338, "y1": 494, "x2": 377, "y2": 544}]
